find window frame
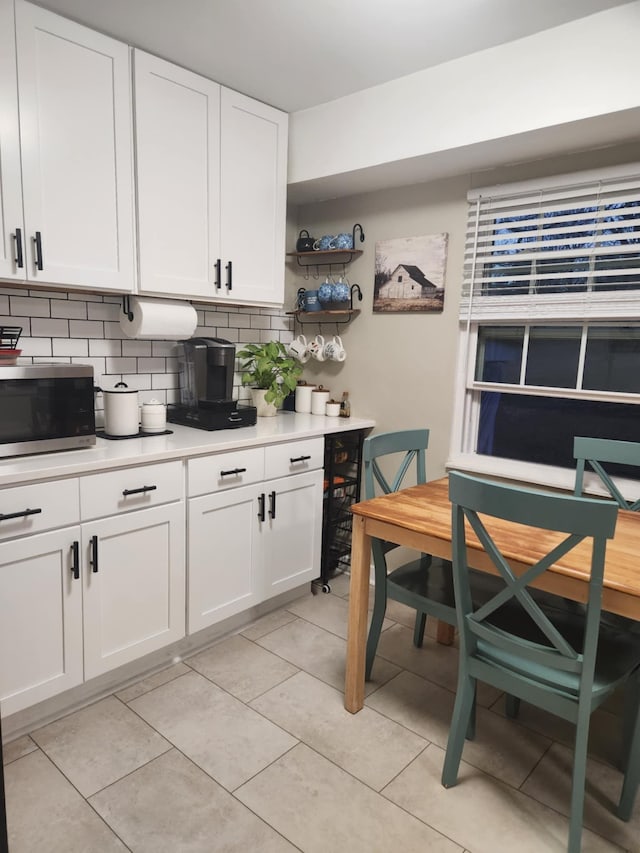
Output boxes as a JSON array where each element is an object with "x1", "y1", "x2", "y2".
[{"x1": 448, "y1": 162, "x2": 640, "y2": 499}]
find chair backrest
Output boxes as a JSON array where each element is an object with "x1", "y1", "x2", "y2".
[
  {"x1": 363, "y1": 429, "x2": 429, "y2": 500},
  {"x1": 449, "y1": 471, "x2": 618, "y2": 686},
  {"x1": 573, "y1": 436, "x2": 640, "y2": 511}
]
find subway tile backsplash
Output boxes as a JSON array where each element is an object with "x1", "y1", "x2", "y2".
[{"x1": 0, "y1": 287, "x2": 294, "y2": 421}]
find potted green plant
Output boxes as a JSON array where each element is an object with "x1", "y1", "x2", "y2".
[{"x1": 237, "y1": 340, "x2": 303, "y2": 416}]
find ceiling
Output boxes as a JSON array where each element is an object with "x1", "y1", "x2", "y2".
[{"x1": 29, "y1": 0, "x2": 635, "y2": 113}]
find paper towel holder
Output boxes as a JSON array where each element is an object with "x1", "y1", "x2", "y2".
[{"x1": 122, "y1": 295, "x2": 134, "y2": 322}]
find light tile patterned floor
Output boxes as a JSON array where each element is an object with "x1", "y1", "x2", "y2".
[{"x1": 3, "y1": 573, "x2": 637, "y2": 852}]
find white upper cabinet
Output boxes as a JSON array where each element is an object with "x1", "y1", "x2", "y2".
[
  {"x1": 134, "y1": 50, "x2": 287, "y2": 306},
  {"x1": 219, "y1": 88, "x2": 287, "y2": 306},
  {"x1": 12, "y1": 0, "x2": 135, "y2": 291},
  {"x1": 134, "y1": 51, "x2": 221, "y2": 300},
  {"x1": 0, "y1": 0, "x2": 26, "y2": 280}
]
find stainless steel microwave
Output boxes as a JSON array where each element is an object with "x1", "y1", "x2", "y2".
[{"x1": 0, "y1": 364, "x2": 96, "y2": 458}]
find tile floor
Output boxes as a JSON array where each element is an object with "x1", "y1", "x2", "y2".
[{"x1": 3, "y1": 574, "x2": 638, "y2": 852}]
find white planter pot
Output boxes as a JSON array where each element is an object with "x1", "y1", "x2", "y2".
[{"x1": 250, "y1": 388, "x2": 277, "y2": 417}]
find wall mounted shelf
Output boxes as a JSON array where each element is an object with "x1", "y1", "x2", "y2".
[
  {"x1": 286, "y1": 249, "x2": 363, "y2": 278},
  {"x1": 287, "y1": 308, "x2": 361, "y2": 328}
]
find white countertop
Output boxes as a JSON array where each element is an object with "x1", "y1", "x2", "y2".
[{"x1": 0, "y1": 413, "x2": 376, "y2": 487}]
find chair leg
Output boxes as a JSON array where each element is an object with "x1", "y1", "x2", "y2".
[
  {"x1": 567, "y1": 704, "x2": 591, "y2": 853},
  {"x1": 505, "y1": 694, "x2": 521, "y2": 719},
  {"x1": 365, "y1": 583, "x2": 387, "y2": 681},
  {"x1": 466, "y1": 681, "x2": 477, "y2": 741},
  {"x1": 413, "y1": 611, "x2": 427, "y2": 648},
  {"x1": 621, "y1": 675, "x2": 640, "y2": 773},
  {"x1": 442, "y1": 672, "x2": 476, "y2": 788},
  {"x1": 618, "y1": 678, "x2": 640, "y2": 821}
]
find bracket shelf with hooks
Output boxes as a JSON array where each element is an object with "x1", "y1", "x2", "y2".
[
  {"x1": 287, "y1": 284, "x2": 363, "y2": 328},
  {"x1": 286, "y1": 249, "x2": 363, "y2": 279}
]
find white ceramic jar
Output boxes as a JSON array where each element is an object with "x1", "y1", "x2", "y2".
[
  {"x1": 141, "y1": 400, "x2": 167, "y2": 433},
  {"x1": 294, "y1": 383, "x2": 316, "y2": 413},
  {"x1": 102, "y1": 382, "x2": 139, "y2": 436},
  {"x1": 310, "y1": 386, "x2": 330, "y2": 415}
]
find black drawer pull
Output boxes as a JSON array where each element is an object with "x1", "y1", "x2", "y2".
[
  {"x1": 90, "y1": 534, "x2": 98, "y2": 573},
  {"x1": 257, "y1": 492, "x2": 266, "y2": 522},
  {"x1": 14, "y1": 228, "x2": 24, "y2": 269},
  {"x1": 225, "y1": 259, "x2": 232, "y2": 291},
  {"x1": 290, "y1": 455, "x2": 311, "y2": 463},
  {"x1": 70, "y1": 540, "x2": 80, "y2": 580},
  {"x1": 268, "y1": 490, "x2": 276, "y2": 520},
  {"x1": 214, "y1": 258, "x2": 221, "y2": 290},
  {"x1": 0, "y1": 507, "x2": 42, "y2": 522},
  {"x1": 122, "y1": 485, "x2": 157, "y2": 497},
  {"x1": 33, "y1": 231, "x2": 43, "y2": 270},
  {"x1": 220, "y1": 467, "x2": 247, "y2": 477}
]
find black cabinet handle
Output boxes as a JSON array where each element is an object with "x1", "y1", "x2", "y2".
[
  {"x1": 90, "y1": 535, "x2": 98, "y2": 573},
  {"x1": 122, "y1": 485, "x2": 157, "y2": 497},
  {"x1": 70, "y1": 540, "x2": 80, "y2": 580},
  {"x1": 257, "y1": 492, "x2": 266, "y2": 522},
  {"x1": 0, "y1": 507, "x2": 42, "y2": 522},
  {"x1": 33, "y1": 231, "x2": 43, "y2": 270},
  {"x1": 220, "y1": 467, "x2": 247, "y2": 477},
  {"x1": 214, "y1": 258, "x2": 221, "y2": 290},
  {"x1": 225, "y1": 260, "x2": 232, "y2": 291},
  {"x1": 290, "y1": 455, "x2": 311, "y2": 463},
  {"x1": 268, "y1": 490, "x2": 276, "y2": 520},
  {"x1": 14, "y1": 228, "x2": 24, "y2": 269}
]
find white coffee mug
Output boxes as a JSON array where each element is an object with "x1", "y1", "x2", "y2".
[
  {"x1": 308, "y1": 334, "x2": 326, "y2": 362},
  {"x1": 288, "y1": 334, "x2": 310, "y2": 363},
  {"x1": 324, "y1": 334, "x2": 346, "y2": 362}
]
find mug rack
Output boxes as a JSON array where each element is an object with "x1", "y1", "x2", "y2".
[
  {"x1": 287, "y1": 284, "x2": 363, "y2": 328},
  {"x1": 286, "y1": 248, "x2": 363, "y2": 279}
]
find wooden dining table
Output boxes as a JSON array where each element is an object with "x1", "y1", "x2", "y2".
[{"x1": 344, "y1": 476, "x2": 640, "y2": 713}]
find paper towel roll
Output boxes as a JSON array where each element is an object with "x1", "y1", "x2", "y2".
[{"x1": 120, "y1": 296, "x2": 198, "y2": 340}]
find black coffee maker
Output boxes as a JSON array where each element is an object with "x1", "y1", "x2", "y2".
[{"x1": 167, "y1": 338, "x2": 257, "y2": 430}]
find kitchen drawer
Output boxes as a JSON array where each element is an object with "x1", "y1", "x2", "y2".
[
  {"x1": 80, "y1": 461, "x2": 183, "y2": 520},
  {"x1": 264, "y1": 438, "x2": 324, "y2": 480},
  {"x1": 0, "y1": 478, "x2": 79, "y2": 541},
  {"x1": 188, "y1": 447, "x2": 265, "y2": 497}
]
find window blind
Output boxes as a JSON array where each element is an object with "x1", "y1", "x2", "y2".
[{"x1": 460, "y1": 164, "x2": 640, "y2": 322}]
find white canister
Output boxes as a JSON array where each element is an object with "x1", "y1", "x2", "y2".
[
  {"x1": 141, "y1": 399, "x2": 167, "y2": 433},
  {"x1": 295, "y1": 383, "x2": 316, "y2": 413},
  {"x1": 102, "y1": 381, "x2": 139, "y2": 436},
  {"x1": 325, "y1": 400, "x2": 341, "y2": 417},
  {"x1": 310, "y1": 385, "x2": 330, "y2": 415}
]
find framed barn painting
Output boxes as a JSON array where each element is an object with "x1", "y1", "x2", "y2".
[{"x1": 374, "y1": 233, "x2": 448, "y2": 313}]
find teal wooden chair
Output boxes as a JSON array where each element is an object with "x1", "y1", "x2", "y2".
[
  {"x1": 363, "y1": 429, "x2": 446, "y2": 679},
  {"x1": 442, "y1": 471, "x2": 640, "y2": 853},
  {"x1": 363, "y1": 430, "x2": 501, "y2": 685},
  {"x1": 574, "y1": 436, "x2": 640, "y2": 510}
]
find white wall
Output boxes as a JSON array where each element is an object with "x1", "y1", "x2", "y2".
[
  {"x1": 288, "y1": 2, "x2": 640, "y2": 201},
  {"x1": 287, "y1": 141, "x2": 640, "y2": 478}
]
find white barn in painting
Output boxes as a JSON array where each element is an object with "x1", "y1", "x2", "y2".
[{"x1": 378, "y1": 264, "x2": 436, "y2": 298}]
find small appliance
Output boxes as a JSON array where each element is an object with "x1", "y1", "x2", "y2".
[
  {"x1": 0, "y1": 363, "x2": 96, "y2": 458},
  {"x1": 168, "y1": 338, "x2": 257, "y2": 430}
]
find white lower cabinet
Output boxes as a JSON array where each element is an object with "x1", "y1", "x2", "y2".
[
  {"x1": 262, "y1": 470, "x2": 323, "y2": 600},
  {"x1": 0, "y1": 526, "x2": 83, "y2": 717},
  {"x1": 82, "y1": 502, "x2": 185, "y2": 680},
  {"x1": 188, "y1": 483, "x2": 260, "y2": 633},
  {"x1": 187, "y1": 440, "x2": 323, "y2": 634}
]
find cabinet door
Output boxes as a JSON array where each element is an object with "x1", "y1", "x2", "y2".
[
  {"x1": 262, "y1": 469, "x2": 322, "y2": 599},
  {"x1": 188, "y1": 484, "x2": 261, "y2": 633},
  {"x1": 82, "y1": 503, "x2": 185, "y2": 679},
  {"x1": 219, "y1": 88, "x2": 287, "y2": 305},
  {"x1": 0, "y1": 0, "x2": 25, "y2": 281},
  {"x1": 134, "y1": 50, "x2": 221, "y2": 300},
  {"x1": 0, "y1": 527, "x2": 83, "y2": 716},
  {"x1": 15, "y1": 1, "x2": 135, "y2": 290}
]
